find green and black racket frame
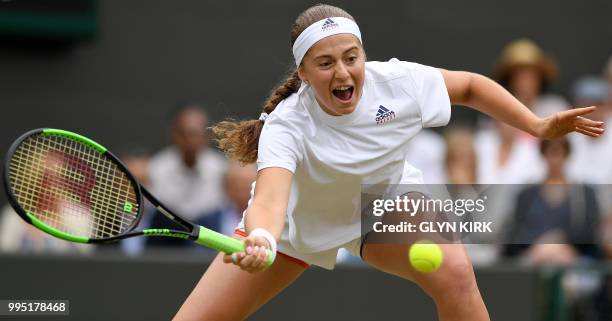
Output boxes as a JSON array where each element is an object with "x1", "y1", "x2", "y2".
[{"x1": 3, "y1": 128, "x2": 272, "y2": 266}]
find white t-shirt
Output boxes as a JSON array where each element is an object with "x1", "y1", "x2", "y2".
[
  {"x1": 474, "y1": 130, "x2": 545, "y2": 184},
  {"x1": 531, "y1": 94, "x2": 569, "y2": 118},
  {"x1": 256, "y1": 59, "x2": 451, "y2": 253},
  {"x1": 148, "y1": 147, "x2": 227, "y2": 220}
]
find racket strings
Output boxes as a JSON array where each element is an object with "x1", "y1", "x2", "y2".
[
  {"x1": 8, "y1": 134, "x2": 139, "y2": 239},
  {"x1": 11, "y1": 136, "x2": 136, "y2": 238},
  {"x1": 10, "y1": 137, "x2": 105, "y2": 237},
  {"x1": 49, "y1": 136, "x2": 138, "y2": 238}
]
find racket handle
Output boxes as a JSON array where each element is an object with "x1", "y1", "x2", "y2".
[{"x1": 195, "y1": 226, "x2": 274, "y2": 268}]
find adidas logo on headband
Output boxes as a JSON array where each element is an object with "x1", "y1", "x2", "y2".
[{"x1": 321, "y1": 18, "x2": 339, "y2": 31}]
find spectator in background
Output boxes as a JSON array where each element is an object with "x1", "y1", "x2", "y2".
[
  {"x1": 0, "y1": 204, "x2": 93, "y2": 254},
  {"x1": 475, "y1": 120, "x2": 545, "y2": 183},
  {"x1": 503, "y1": 138, "x2": 606, "y2": 321},
  {"x1": 567, "y1": 76, "x2": 612, "y2": 185},
  {"x1": 503, "y1": 138, "x2": 601, "y2": 263},
  {"x1": 476, "y1": 38, "x2": 562, "y2": 184},
  {"x1": 147, "y1": 104, "x2": 227, "y2": 248},
  {"x1": 566, "y1": 76, "x2": 612, "y2": 259},
  {"x1": 495, "y1": 38, "x2": 569, "y2": 118},
  {"x1": 219, "y1": 162, "x2": 257, "y2": 236},
  {"x1": 444, "y1": 127, "x2": 477, "y2": 184},
  {"x1": 605, "y1": 55, "x2": 612, "y2": 98}
]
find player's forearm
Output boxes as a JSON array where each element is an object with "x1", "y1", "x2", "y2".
[
  {"x1": 244, "y1": 202, "x2": 286, "y2": 241},
  {"x1": 460, "y1": 72, "x2": 543, "y2": 137}
]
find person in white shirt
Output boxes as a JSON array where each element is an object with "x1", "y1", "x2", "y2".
[
  {"x1": 475, "y1": 121, "x2": 546, "y2": 185},
  {"x1": 147, "y1": 105, "x2": 227, "y2": 247},
  {"x1": 175, "y1": 5, "x2": 604, "y2": 321}
]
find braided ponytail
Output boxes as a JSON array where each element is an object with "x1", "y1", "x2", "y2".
[{"x1": 212, "y1": 71, "x2": 301, "y2": 164}]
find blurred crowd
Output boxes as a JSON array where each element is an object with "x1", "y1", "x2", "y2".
[{"x1": 1, "y1": 38, "x2": 611, "y2": 270}]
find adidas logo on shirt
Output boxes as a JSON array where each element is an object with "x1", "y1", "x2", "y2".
[
  {"x1": 375, "y1": 105, "x2": 396, "y2": 124},
  {"x1": 321, "y1": 18, "x2": 339, "y2": 31}
]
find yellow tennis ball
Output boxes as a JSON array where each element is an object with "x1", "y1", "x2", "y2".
[{"x1": 409, "y1": 241, "x2": 443, "y2": 273}]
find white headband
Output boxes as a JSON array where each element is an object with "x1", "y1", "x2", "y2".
[{"x1": 292, "y1": 17, "x2": 362, "y2": 66}]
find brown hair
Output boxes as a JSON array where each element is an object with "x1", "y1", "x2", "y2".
[{"x1": 212, "y1": 4, "x2": 356, "y2": 164}]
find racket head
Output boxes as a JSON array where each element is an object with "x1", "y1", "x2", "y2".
[{"x1": 3, "y1": 128, "x2": 144, "y2": 243}]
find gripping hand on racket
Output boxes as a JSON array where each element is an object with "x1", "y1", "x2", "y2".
[
  {"x1": 222, "y1": 167, "x2": 292, "y2": 273},
  {"x1": 223, "y1": 233, "x2": 273, "y2": 273}
]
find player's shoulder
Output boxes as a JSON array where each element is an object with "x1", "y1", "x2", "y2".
[
  {"x1": 366, "y1": 58, "x2": 434, "y2": 83},
  {"x1": 265, "y1": 91, "x2": 311, "y2": 130}
]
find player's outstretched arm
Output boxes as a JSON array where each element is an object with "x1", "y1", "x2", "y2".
[
  {"x1": 439, "y1": 69, "x2": 605, "y2": 139},
  {"x1": 222, "y1": 167, "x2": 293, "y2": 273}
]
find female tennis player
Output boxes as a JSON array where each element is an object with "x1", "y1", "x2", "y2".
[{"x1": 175, "y1": 4, "x2": 604, "y2": 321}]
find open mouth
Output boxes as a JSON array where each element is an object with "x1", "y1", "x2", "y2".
[{"x1": 332, "y1": 86, "x2": 354, "y2": 103}]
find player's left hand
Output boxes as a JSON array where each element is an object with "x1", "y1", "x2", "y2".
[{"x1": 536, "y1": 106, "x2": 605, "y2": 139}]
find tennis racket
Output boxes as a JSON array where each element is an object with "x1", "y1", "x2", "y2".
[{"x1": 3, "y1": 128, "x2": 273, "y2": 266}]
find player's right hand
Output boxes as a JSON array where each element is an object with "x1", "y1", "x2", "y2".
[{"x1": 223, "y1": 235, "x2": 271, "y2": 273}]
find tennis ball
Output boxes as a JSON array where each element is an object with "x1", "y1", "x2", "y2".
[{"x1": 409, "y1": 241, "x2": 443, "y2": 273}]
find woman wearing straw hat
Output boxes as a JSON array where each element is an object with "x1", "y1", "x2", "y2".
[
  {"x1": 495, "y1": 38, "x2": 569, "y2": 118},
  {"x1": 475, "y1": 39, "x2": 572, "y2": 185}
]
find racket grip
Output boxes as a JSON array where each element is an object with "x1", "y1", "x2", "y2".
[{"x1": 195, "y1": 226, "x2": 274, "y2": 268}]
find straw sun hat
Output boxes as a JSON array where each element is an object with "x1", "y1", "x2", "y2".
[{"x1": 495, "y1": 38, "x2": 558, "y2": 83}]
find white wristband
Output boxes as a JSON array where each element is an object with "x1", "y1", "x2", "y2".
[{"x1": 249, "y1": 228, "x2": 277, "y2": 262}]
